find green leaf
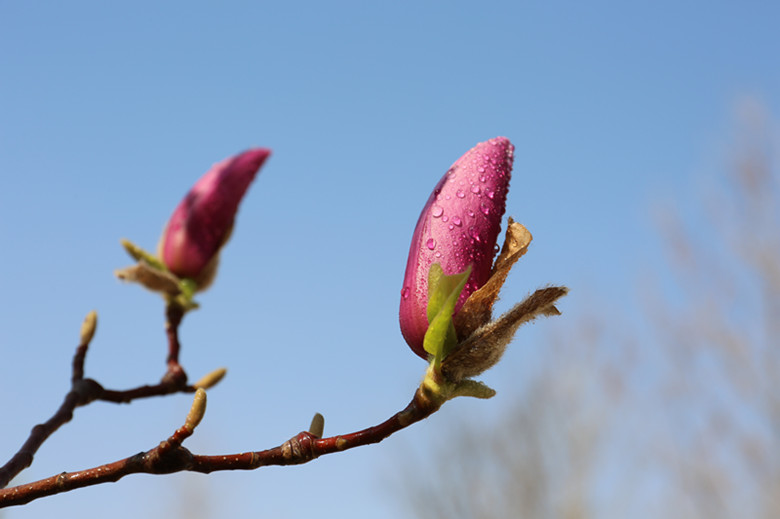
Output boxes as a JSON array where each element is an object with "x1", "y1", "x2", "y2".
[
  {"x1": 423, "y1": 264, "x2": 471, "y2": 362},
  {"x1": 451, "y1": 379, "x2": 496, "y2": 399},
  {"x1": 120, "y1": 238, "x2": 168, "y2": 272}
]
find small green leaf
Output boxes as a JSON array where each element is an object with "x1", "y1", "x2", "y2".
[
  {"x1": 423, "y1": 264, "x2": 471, "y2": 362},
  {"x1": 178, "y1": 278, "x2": 198, "y2": 300},
  {"x1": 451, "y1": 379, "x2": 496, "y2": 399},
  {"x1": 173, "y1": 278, "x2": 200, "y2": 311},
  {"x1": 120, "y1": 239, "x2": 168, "y2": 272}
]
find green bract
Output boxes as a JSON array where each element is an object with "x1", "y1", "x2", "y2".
[{"x1": 422, "y1": 264, "x2": 472, "y2": 366}]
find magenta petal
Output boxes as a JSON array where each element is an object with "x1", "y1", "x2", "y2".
[
  {"x1": 399, "y1": 137, "x2": 514, "y2": 358},
  {"x1": 160, "y1": 148, "x2": 271, "y2": 280}
]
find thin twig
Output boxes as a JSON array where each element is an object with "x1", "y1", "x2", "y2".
[
  {"x1": 162, "y1": 302, "x2": 188, "y2": 386},
  {"x1": 0, "y1": 389, "x2": 438, "y2": 508},
  {"x1": 0, "y1": 315, "x2": 196, "y2": 489}
]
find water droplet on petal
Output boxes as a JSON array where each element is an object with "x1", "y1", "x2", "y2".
[
  {"x1": 487, "y1": 190, "x2": 495, "y2": 199},
  {"x1": 467, "y1": 209, "x2": 475, "y2": 218},
  {"x1": 470, "y1": 185, "x2": 480, "y2": 194},
  {"x1": 480, "y1": 203, "x2": 490, "y2": 215},
  {"x1": 401, "y1": 287, "x2": 410, "y2": 300},
  {"x1": 435, "y1": 251, "x2": 442, "y2": 258},
  {"x1": 426, "y1": 238, "x2": 436, "y2": 250},
  {"x1": 456, "y1": 189, "x2": 466, "y2": 199},
  {"x1": 442, "y1": 215, "x2": 449, "y2": 222},
  {"x1": 431, "y1": 205, "x2": 443, "y2": 217},
  {"x1": 448, "y1": 224, "x2": 454, "y2": 230},
  {"x1": 452, "y1": 216, "x2": 462, "y2": 226}
]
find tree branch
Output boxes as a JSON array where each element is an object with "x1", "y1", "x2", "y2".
[
  {"x1": 0, "y1": 311, "x2": 201, "y2": 489},
  {"x1": 0, "y1": 388, "x2": 438, "y2": 508}
]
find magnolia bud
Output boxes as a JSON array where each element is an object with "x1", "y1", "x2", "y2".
[
  {"x1": 159, "y1": 148, "x2": 270, "y2": 287},
  {"x1": 399, "y1": 137, "x2": 514, "y2": 358}
]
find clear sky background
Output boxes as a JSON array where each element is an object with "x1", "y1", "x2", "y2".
[{"x1": 1, "y1": 1, "x2": 778, "y2": 518}]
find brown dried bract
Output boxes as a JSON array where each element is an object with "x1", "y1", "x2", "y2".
[
  {"x1": 114, "y1": 261, "x2": 182, "y2": 297},
  {"x1": 454, "y1": 218, "x2": 533, "y2": 339},
  {"x1": 443, "y1": 285, "x2": 568, "y2": 382}
]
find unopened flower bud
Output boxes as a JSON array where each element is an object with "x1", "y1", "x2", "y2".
[
  {"x1": 80, "y1": 310, "x2": 98, "y2": 345},
  {"x1": 159, "y1": 148, "x2": 271, "y2": 287},
  {"x1": 185, "y1": 388, "x2": 208, "y2": 432},
  {"x1": 399, "y1": 137, "x2": 514, "y2": 359}
]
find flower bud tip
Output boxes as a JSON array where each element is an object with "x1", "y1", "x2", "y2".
[
  {"x1": 308, "y1": 413, "x2": 325, "y2": 438},
  {"x1": 185, "y1": 388, "x2": 208, "y2": 431},
  {"x1": 194, "y1": 367, "x2": 227, "y2": 389},
  {"x1": 80, "y1": 310, "x2": 98, "y2": 345}
]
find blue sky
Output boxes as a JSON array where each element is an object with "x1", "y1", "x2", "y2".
[{"x1": 1, "y1": 1, "x2": 778, "y2": 517}]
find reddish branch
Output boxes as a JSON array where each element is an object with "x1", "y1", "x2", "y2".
[
  {"x1": 162, "y1": 302, "x2": 188, "y2": 386},
  {"x1": 0, "y1": 285, "x2": 567, "y2": 507},
  {"x1": 0, "y1": 311, "x2": 195, "y2": 489},
  {"x1": 0, "y1": 302, "x2": 440, "y2": 507},
  {"x1": 0, "y1": 389, "x2": 438, "y2": 508}
]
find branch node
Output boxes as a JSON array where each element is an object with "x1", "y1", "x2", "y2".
[
  {"x1": 281, "y1": 432, "x2": 318, "y2": 464},
  {"x1": 71, "y1": 379, "x2": 104, "y2": 406}
]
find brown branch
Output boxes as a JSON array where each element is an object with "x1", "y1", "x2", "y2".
[
  {"x1": 162, "y1": 302, "x2": 188, "y2": 386},
  {"x1": 0, "y1": 312, "x2": 197, "y2": 489},
  {"x1": 0, "y1": 388, "x2": 439, "y2": 508}
]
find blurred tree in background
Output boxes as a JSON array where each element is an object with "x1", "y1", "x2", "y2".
[{"x1": 402, "y1": 99, "x2": 779, "y2": 519}]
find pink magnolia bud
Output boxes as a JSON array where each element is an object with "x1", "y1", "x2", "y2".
[
  {"x1": 399, "y1": 137, "x2": 514, "y2": 358},
  {"x1": 159, "y1": 148, "x2": 270, "y2": 283}
]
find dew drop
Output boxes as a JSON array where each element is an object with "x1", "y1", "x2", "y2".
[
  {"x1": 467, "y1": 209, "x2": 475, "y2": 218},
  {"x1": 401, "y1": 287, "x2": 410, "y2": 300},
  {"x1": 448, "y1": 224, "x2": 454, "y2": 230},
  {"x1": 487, "y1": 190, "x2": 495, "y2": 199},
  {"x1": 426, "y1": 238, "x2": 436, "y2": 250},
  {"x1": 480, "y1": 203, "x2": 490, "y2": 215},
  {"x1": 478, "y1": 166, "x2": 486, "y2": 173},
  {"x1": 452, "y1": 216, "x2": 462, "y2": 226},
  {"x1": 442, "y1": 215, "x2": 449, "y2": 222},
  {"x1": 435, "y1": 251, "x2": 442, "y2": 258},
  {"x1": 431, "y1": 205, "x2": 443, "y2": 218},
  {"x1": 470, "y1": 185, "x2": 480, "y2": 194},
  {"x1": 456, "y1": 189, "x2": 466, "y2": 199}
]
